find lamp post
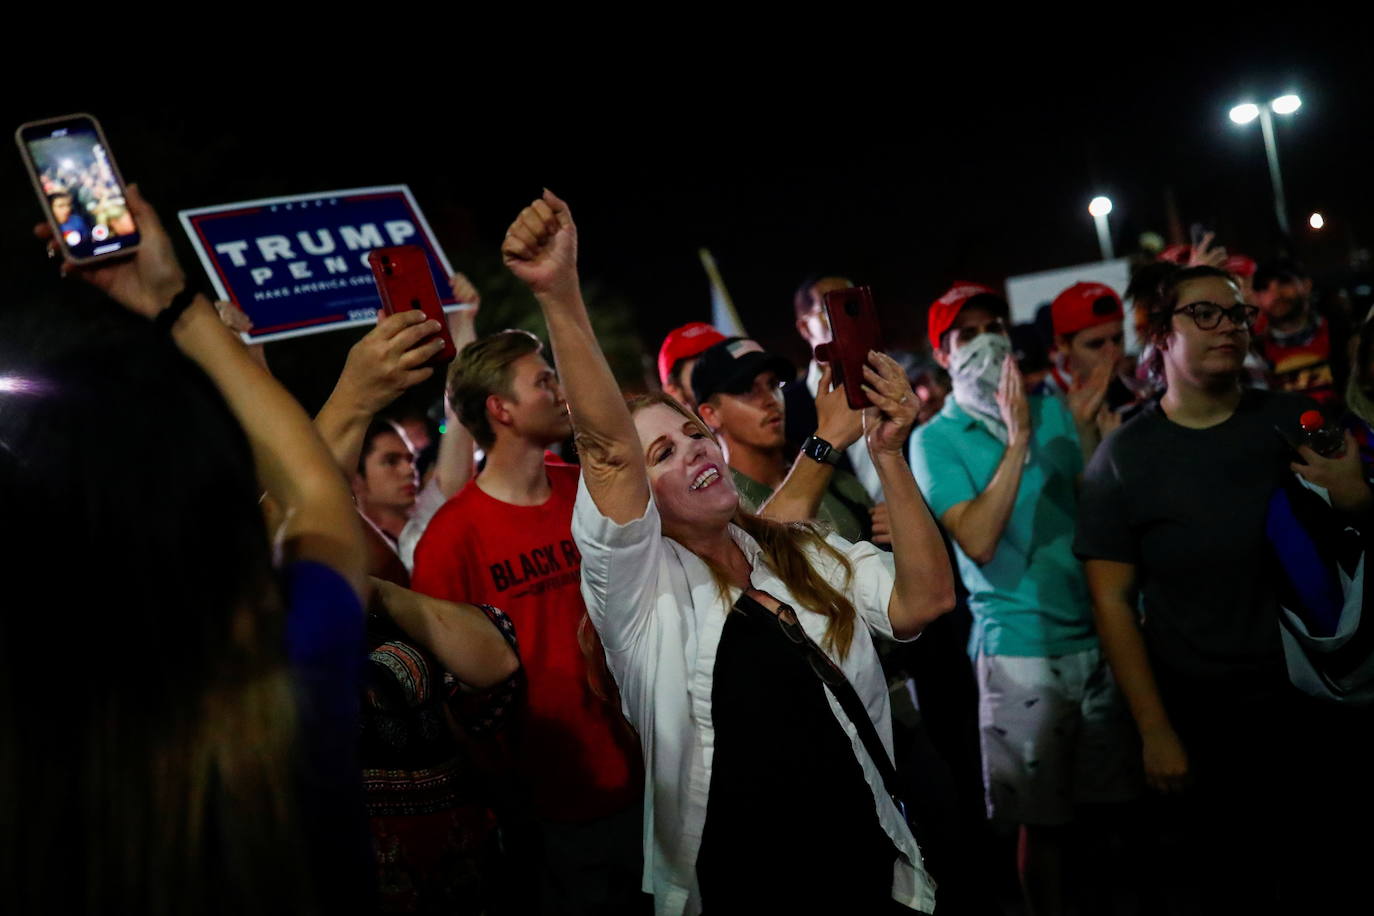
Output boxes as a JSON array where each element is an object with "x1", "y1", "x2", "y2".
[
  {"x1": 1088, "y1": 196, "x2": 1114, "y2": 260},
  {"x1": 1229, "y1": 93, "x2": 1301, "y2": 235}
]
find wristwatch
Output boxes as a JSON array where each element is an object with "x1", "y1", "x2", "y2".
[{"x1": 801, "y1": 434, "x2": 842, "y2": 466}]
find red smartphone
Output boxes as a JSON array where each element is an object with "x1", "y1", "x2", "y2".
[
  {"x1": 15, "y1": 113, "x2": 140, "y2": 264},
  {"x1": 820, "y1": 285, "x2": 884, "y2": 410},
  {"x1": 367, "y1": 245, "x2": 457, "y2": 368}
]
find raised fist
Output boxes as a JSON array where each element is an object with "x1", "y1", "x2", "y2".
[{"x1": 501, "y1": 189, "x2": 579, "y2": 301}]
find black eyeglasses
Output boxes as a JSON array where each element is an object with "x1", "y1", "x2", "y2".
[{"x1": 1173, "y1": 301, "x2": 1260, "y2": 330}]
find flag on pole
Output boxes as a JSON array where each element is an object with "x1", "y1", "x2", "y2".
[{"x1": 698, "y1": 248, "x2": 747, "y2": 338}]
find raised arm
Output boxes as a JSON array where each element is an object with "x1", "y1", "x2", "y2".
[
  {"x1": 861, "y1": 352, "x2": 956, "y2": 638},
  {"x1": 314, "y1": 309, "x2": 447, "y2": 474},
  {"x1": 940, "y1": 353, "x2": 1031, "y2": 566},
  {"x1": 431, "y1": 275, "x2": 483, "y2": 498},
  {"x1": 49, "y1": 185, "x2": 368, "y2": 596},
  {"x1": 501, "y1": 191, "x2": 648, "y2": 523},
  {"x1": 1084, "y1": 559, "x2": 1189, "y2": 794},
  {"x1": 757, "y1": 362, "x2": 864, "y2": 524}
]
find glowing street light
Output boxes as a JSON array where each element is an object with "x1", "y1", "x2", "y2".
[
  {"x1": 1088, "y1": 196, "x2": 1114, "y2": 260},
  {"x1": 1310, "y1": 212, "x2": 1325, "y2": 230},
  {"x1": 1229, "y1": 92, "x2": 1303, "y2": 234}
]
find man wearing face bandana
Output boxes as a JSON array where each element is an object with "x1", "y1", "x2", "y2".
[{"x1": 908, "y1": 284, "x2": 1140, "y2": 916}]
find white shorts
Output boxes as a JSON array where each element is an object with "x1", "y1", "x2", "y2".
[{"x1": 976, "y1": 647, "x2": 1141, "y2": 826}]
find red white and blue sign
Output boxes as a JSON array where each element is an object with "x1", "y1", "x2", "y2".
[{"x1": 179, "y1": 185, "x2": 456, "y2": 343}]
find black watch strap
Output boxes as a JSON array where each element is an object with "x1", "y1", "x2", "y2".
[
  {"x1": 802, "y1": 434, "x2": 842, "y2": 466},
  {"x1": 153, "y1": 288, "x2": 198, "y2": 334}
]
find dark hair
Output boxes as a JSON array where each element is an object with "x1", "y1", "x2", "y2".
[
  {"x1": 792, "y1": 274, "x2": 853, "y2": 320},
  {"x1": 1253, "y1": 257, "x2": 1309, "y2": 292},
  {"x1": 0, "y1": 303, "x2": 312, "y2": 914},
  {"x1": 938, "y1": 293, "x2": 1009, "y2": 354},
  {"x1": 357, "y1": 417, "x2": 407, "y2": 475}
]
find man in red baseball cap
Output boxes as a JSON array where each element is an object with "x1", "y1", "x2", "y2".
[
  {"x1": 911, "y1": 281, "x2": 1139, "y2": 916},
  {"x1": 1042, "y1": 282, "x2": 1125, "y2": 394},
  {"x1": 658, "y1": 321, "x2": 727, "y2": 409}
]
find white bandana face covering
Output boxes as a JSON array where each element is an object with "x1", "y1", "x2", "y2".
[{"x1": 949, "y1": 332, "x2": 1012, "y2": 442}]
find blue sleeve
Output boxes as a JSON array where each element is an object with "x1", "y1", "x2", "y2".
[
  {"x1": 282, "y1": 561, "x2": 374, "y2": 910},
  {"x1": 909, "y1": 422, "x2": 977, "y2": 519}
]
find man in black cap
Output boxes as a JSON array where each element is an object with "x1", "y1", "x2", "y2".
[{"x1": 692, "y1": 336, "x2": 872, "y2": 542}]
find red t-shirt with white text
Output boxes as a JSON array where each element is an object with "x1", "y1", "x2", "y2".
[{"x1": 410, "y1": 460, "x2": 641, "y2": 821}]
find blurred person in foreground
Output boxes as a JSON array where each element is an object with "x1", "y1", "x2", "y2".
[
  {"x1": 1076, "y1": 264, "x2": 1374, "y2": 912},
  {"x1": 909, "y1": 282, "x2": 1140, "y2": 916},
  {"x1": 503, "y1": 189, "x2": 955, "y2": 914},
  {"x1": 2, "y1": 186, "x2": 370, "y2": 915}
]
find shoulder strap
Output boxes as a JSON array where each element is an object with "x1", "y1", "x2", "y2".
[{"x1": 735, "y1": 595, "x2": 907, "y2": 818}]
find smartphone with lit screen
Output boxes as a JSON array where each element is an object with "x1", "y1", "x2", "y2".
[{"x1": 16, "y1": 113, "x2": 140, "y2": 264}]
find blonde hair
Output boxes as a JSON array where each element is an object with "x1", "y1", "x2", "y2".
[{"x1": 625, "y1": 393, "x2": 860, "y2": 658}]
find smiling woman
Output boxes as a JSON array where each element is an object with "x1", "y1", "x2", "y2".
[{"x1": 499, "y1": 189, "x2": 955, "y2": 914}]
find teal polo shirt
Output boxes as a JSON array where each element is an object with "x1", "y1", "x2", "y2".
[{"x1": 908, "y1": 394, "x2": 1096, "y2": 658}]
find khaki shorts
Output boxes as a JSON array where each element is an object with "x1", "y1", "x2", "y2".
[{"x1": 976, "y1": 647, "x2": 1141, "y2": 826}]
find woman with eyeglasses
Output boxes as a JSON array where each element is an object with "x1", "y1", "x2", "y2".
[
  {"x1": 1075, "y1": 264, "x2": 1374, "y2": 911},
  {"x1": 498, "y1": 191, "x2": 955, "y2": 915}
]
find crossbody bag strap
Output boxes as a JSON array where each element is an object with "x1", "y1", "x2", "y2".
[{"x1": 736, "y1": 595, "x2": 907, "y2": 818}]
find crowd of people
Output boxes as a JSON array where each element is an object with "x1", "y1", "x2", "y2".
[{"x1": 4, "y1": 170, "x2": 1374, "y2": 916}]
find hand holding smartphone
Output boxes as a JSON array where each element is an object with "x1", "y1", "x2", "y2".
[
  {"x1": 368, "y1": 246, "x2": 457, "y2": 369},
  {"x1": 16, "y1": 113, "x2": 140, "y2": 264},
  {"x1": 817, "y1": 285, "x2": 885, "y2": 410}
]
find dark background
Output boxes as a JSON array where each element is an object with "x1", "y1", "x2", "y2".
[{"x1": 5, "y1": 34, "x2": 1372, "y2": 410}]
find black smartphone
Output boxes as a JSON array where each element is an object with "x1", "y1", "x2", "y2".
[{"x1": 16, "y1": 113, "x2": 140, "y2": 264}]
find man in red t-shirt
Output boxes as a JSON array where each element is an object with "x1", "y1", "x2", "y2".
[{"x1": 411, "y1": 329, "x2": 645, "y2": 914}]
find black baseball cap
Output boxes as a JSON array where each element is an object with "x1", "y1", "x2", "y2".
[{"x1": 690, "y1": 337, "x2": 795, "y2": 405}]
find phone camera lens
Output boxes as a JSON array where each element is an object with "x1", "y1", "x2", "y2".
[{"x1": 845, "y1": 300, "x2": 859, "y2": 316}]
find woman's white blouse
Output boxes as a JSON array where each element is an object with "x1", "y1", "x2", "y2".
[{"x1": 572, "y1": 476, "x2": 937, "y2": 915}]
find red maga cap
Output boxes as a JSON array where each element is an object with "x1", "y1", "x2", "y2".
[
  {"x1": 1051, "y1": 282, "x2": 1124, "y2": 338},
  {"x1": 927, "y1": 282, "x2": 1004, "y2": 350},
  {"x1": 658, "y1": 322, "x2": 727, "y2": 387}
]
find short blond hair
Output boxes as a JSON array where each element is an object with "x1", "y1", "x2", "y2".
[{"x1": 447, "y1": 330, "x2": 542, "y2": 449}]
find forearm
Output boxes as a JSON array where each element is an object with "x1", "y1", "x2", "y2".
[
  {"x1": 875, "y1": 451, "x2": 956, "y2": 637},
  {"x1": 370, "y1": 578, "x2": 519, "y2": 688},
  {"x1": 1092, "y1": 595, "x2": 1174, "y2": 735},
  {"x1": 172, "y1": 297, "x2": 367, "y2": 593},
  {"x1": 951, "y1": 438, "x2": 1029, "y2": 564},
  {"x1": 313, "y1": 391, "x2": 374, "y2": 476},
  {"x1": 757, "y1": 454, "x2": 833, "y2": 522},
  {"x1": 536, "y1": 289, "x2": 648, "y2": 519}
]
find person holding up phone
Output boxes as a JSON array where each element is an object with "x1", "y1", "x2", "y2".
[
  {"x1": 5, "y1": 185, "x2": 371, "y2": 914},
  {"x1": 908, "y1": 283, "x2": 1141, "y2": 916},
  {"x1": 502, "y1": 189, "x2": 954, "y2": 914},
  {"x1": 690, "y1": 336, "x2": 873, "y2": 543}
]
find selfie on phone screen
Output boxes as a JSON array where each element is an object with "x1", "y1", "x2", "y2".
[{"x1": 17, "y1": 115, "x2": 139, "y2": 262}]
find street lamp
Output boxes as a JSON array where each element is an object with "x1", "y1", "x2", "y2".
[
  {"x1": 1088, "y1": 196, "x2": 1114, "y2": 260},
  {"x1": 1229, "y1": 92, "x2": 1302, "y2": 235},
  {"x1": 1310, "y1": 212, "x2": 1325, "y2": 230}
]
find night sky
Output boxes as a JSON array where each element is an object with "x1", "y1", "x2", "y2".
[{"x1": 5, "y1": 35, "x2": 1372, "y2": 407}]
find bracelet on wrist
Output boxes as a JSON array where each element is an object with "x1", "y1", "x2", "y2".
[{"x1": 153, "y1": 288, "x2": 198, "y2": 334}]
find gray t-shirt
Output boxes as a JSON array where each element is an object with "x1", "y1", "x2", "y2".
[{"x1": 1074, "y1": 389, "x2": 1312, "y2": 701}]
